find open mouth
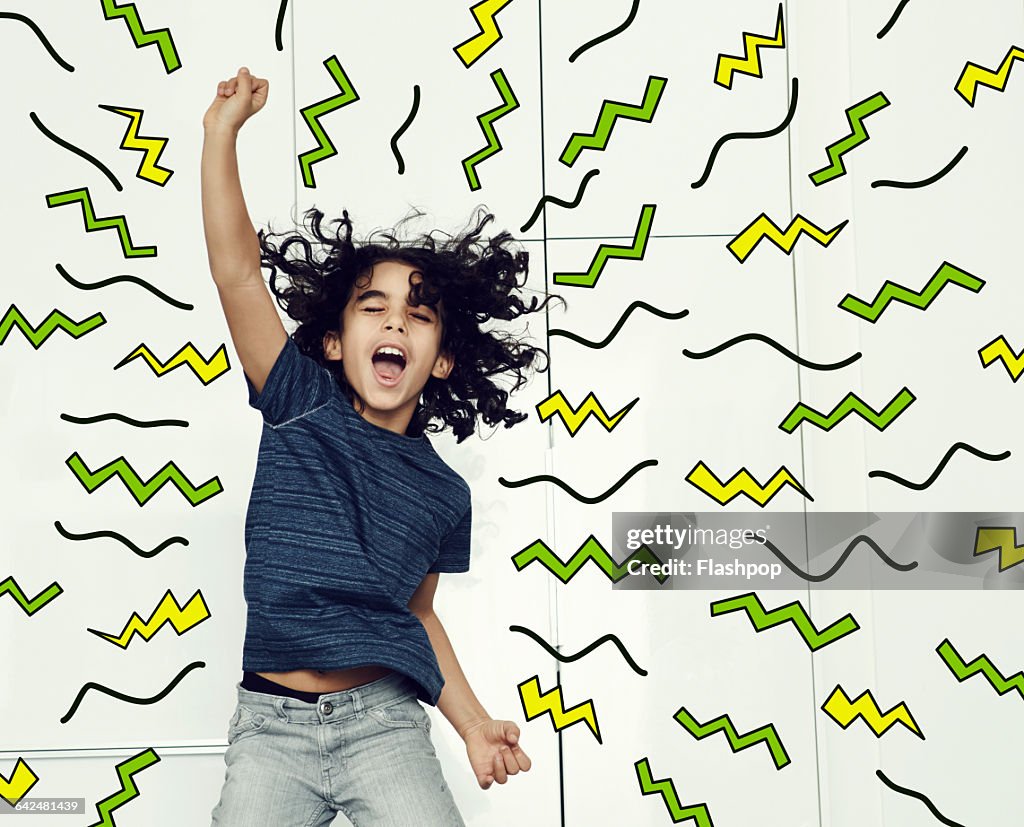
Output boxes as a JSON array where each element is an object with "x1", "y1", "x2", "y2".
[{"x1": 371, "y1": 348, "x2": 407, "y2": 387}]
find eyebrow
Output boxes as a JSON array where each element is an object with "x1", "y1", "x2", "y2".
[{"x1": 353, "y1": 289, "x2": 388, "y2": 306}]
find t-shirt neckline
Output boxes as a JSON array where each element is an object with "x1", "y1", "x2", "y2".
[{"x1": 344, "y1": 397, "x2": 428, "y2": 447}]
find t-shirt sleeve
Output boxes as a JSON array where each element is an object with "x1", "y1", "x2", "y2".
[
  {"x1": 429, "y1": 501, "x2": 472, "y2": 573},
  {"x1": 245, "y1": 336, "x2": 334, "y2": 426}
]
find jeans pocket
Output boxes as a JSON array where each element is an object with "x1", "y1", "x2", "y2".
[
  {"x1": 367, "y1": 696, "x2": 431, "y2": 732},
  {"x1": 227, "y1": 703, "x2": 271, "y2": 745}
]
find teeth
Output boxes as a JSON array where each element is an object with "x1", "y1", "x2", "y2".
[{"x1": 375, "y1": 346, "x2": 405, "y2": 359}]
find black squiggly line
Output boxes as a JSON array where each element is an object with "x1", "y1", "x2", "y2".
[
  {"x1": 868, "y1": 442, "x2": 1010, "y2": 490},
  {"x1": 683, "y1": 332, "x2": 860, "y2": 371},
  {"x1": 510, "y1": 624, "x2": 647, "y2": 676},
  {"x1": 60, "y1": 412, "x2": 189, "y2": 428},
  {"x1": 54, "y1": 520, "x2": 189, "y2": 558},
  {"x1": 520, "y1": 169, "x2": 600, "y2": 233},
  {"x1": 31, "y1": 112, "x2": 120, "y2": 190},
  {"x1": 62, "y1": 661, "x2": 205, "y2": 723},
  {"x1": 499, "y1": 459, "x2": 657, "y2": 504},
  {"x1": 875, "y1": 769, "x2": 965, "y2": 827},
  {"x1": 0, "y1": 13, "x2": 74, "y2": 71},
  {"x1": 56, "y1": 263, "x2": 194, "y2": 310},
  {"x1": 275, "y1": 0, "x2": 289, "y2": 51},
  {"x1": 756, "y1": 535, "x2": 918, "y2": 582},
  {"x1": 876, "y1": 0, "x2": 912, "y2": 39},
  {"x1": 390, "y1": 85, "x2": 421, "y2": 175},
  {"x1": 549, "y1": 302, "x2": 689, "y2": 349},
  {"x1": 871, "y1": 145, "x2": 968, "y2": 189},
  {"x1": 569, "y1": 0, "x2": 641, "y2": 63},
  {"x1": 692, "y1": 77, "x2": 799, "y2": 189}
]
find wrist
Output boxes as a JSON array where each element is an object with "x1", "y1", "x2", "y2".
[
  {"x1": 457, "y1": 715, "x2": 493, "y2": 741},
  {"x1": 203, "y1": 122, "x2": 241, "y2": 139}
]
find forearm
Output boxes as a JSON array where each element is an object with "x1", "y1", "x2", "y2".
[
  {"x1": 201, "y1": 125, "x2": 262, "y2": 284},
  {"x1": 417, "y1": 609, "x2": 492, "y2": 739}
]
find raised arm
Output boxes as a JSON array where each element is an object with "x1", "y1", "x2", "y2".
[{"x1": 201, "y1": 67, "x2": 286, "y2": 395}]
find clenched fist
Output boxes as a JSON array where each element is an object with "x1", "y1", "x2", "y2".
[{"x1": 203, "y1": 67, "x2": 269, "y2": 134}]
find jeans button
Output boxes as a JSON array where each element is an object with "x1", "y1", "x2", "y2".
[{"x1": 320, "y1": 701, "x2": 333, "y2": 715}]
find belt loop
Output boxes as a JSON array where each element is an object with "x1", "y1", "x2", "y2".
[
  {"x1": 352, "y1": 689, "x2": 364, "y2": 717},
  {"x1": 275, "y1": 696, "x2": 288, "y2": 721}
]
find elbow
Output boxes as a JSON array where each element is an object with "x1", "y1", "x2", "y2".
[{"x1": 409, "y1": 604, "x2": 436, "y2": 622}]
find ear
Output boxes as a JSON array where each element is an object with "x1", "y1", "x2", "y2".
[
  {"x1": 431, "y1": 349, "x2": 454, "y2": 380},
  {"x1": 323, "y1": 330, "x2": 342, "y2": 361}
]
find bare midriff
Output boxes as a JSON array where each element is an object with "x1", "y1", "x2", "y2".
[{"x1": 257, "y1": 664, "x2": 395, "y2": 693}]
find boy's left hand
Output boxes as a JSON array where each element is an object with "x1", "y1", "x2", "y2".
[{"x1": 462, "y1": 718, "x2": 531, "y2": 789}]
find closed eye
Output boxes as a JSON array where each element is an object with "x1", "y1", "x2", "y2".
[{"x1": 364, "y1": 307, "x2": 434, "y2": 322}]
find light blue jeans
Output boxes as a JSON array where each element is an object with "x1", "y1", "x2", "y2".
[{"x1": 210, "y1": 672, "x2": 466, "y2": 826}]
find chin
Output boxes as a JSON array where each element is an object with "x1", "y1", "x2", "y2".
[{"x1": 362, "y1": 385, "x2": 412, "y2": 408}]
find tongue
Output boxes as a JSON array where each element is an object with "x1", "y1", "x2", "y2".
[{"x1": 373, "y1": 359, "x2": 403, "y2": 380}]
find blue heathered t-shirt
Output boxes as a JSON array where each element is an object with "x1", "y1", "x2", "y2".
[{"x1": 240, "y1": 335, "x2": 472, "y2": 706}]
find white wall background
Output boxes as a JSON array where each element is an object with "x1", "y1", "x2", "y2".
[{"x1": 2, "y1": 1, "x2": 1022, "y2": 825}]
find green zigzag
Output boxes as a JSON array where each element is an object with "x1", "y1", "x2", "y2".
[
  {"x1": 0, "y1": 306, "x2": 106, "y2": 348},
  {"x1": 839, "y1": 262, "x2": 985, "y2": 322},
  {"x1": 553, "y1": 204, "x2": 656, "y2": 288},
  {"x1": 561, "y1": 76, "x2": 667, "y2": 167},
  {"x1": 937, "y1": 638, "x2": 1024, "y2": 700},
  {"x1": 87, "y1": 748, "x2": 160, "y2": 827},
  {"x1": 100, "y1": 0, "x2": 180, "y2": 73},
  {"x1": 634, "y1": 758, "x2": 714, "y2": 827},
  {"x1": 779, "y1": 387, "x2": 915, "y2": 433},
  {"x1": 710, "y1": 592, "x2": 859, "y2": 651},
  {"x1": 298, "y1": 56, "x2": 360, "y2": 188},
  {"x1": 809, "y1": 91, "x2": 890, "y2": 185},
  {"x1": 462, "y1": 68, "x2": 520, "y2": 191},
  {"x1": 511, "y1": 535, "x2": 669, "y2": 584},
  {"x1": 45, "y1": 188, "x2": 156, "y2": 258},
  {"x1": 674, "y1": 706, "x2": 790, "y2": 770},
  {"x1": 0, "y1": 576, "x2": 63, "y2": 616},
  {"x1": 65, "y1": 452, "x2": 223, "y2": 506}
]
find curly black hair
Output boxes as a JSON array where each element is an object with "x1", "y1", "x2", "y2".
[{"x1": 256, "y1": 206, "x2": 567, "y2": 443}]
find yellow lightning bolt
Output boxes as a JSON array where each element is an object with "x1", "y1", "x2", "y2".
[
  {"x1": 979, "y1": 335, "x2": 1024, "y2": 382},
  {"x1": 956, "y1": 45, "x2": 1024, "y2": 106},
  {"x1": 536, "y1": 390, "x2": 638, "y2": 435},
  {"x1": 728, "y1": 213, "x2": 848, "y2": 263},
  {"x1": 88, "y1": 589, "x2": 210, "y2": 649},
  {"x1": 686, "y1": 461, "x2": 812, "y2": 506},
  {"x1": 518, "y1": 675, "x2": 601, "y2": 742},
  {"x1": 821, "y1": 685, "x2": 922, "y2": 738},
  {"x1": 974, "y1": 527, "x2": 1024, "y2": 571},
  {"x1": 0, "y1": 759, "x2": 38, "y2": 807},
  {"x1": 715, "y1": 4, "x2": 785, "y2": 89},
  {"x1": 454, "y1": 0, "x2": 514, "y2": 68},
  {"x1": 99, "y1": 105, "x2": 173, "y2": 186},
  {"x1": 114, "y1": 342, "x2": 230, "y2": 384}
]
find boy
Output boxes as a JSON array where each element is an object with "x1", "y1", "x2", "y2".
[{"x1": 203, "y1": 67, "x2": 552, "y2": 824}]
